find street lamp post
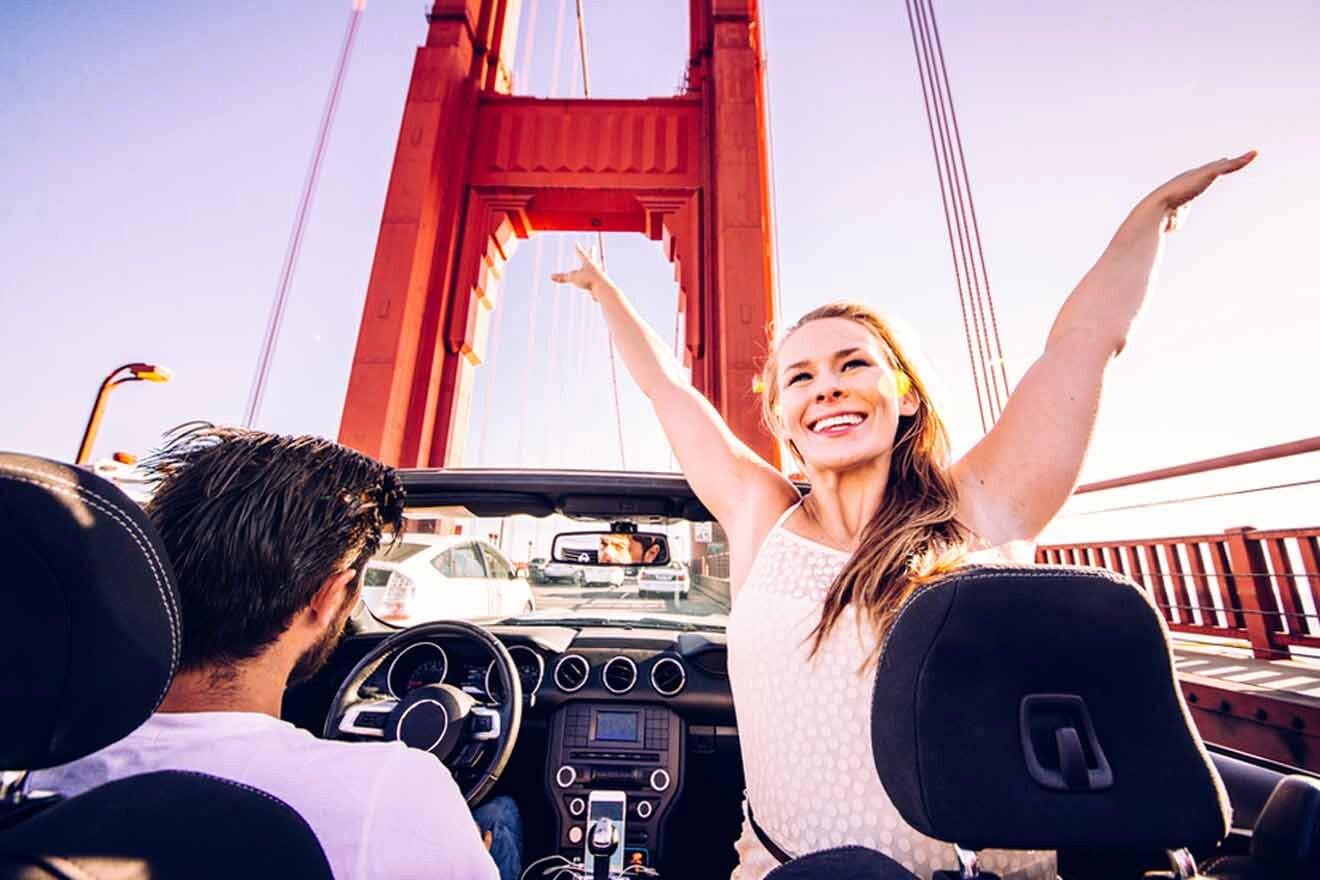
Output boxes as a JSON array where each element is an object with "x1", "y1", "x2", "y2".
[{"x1": 75, "y1": 362, "x2": 172, "y2": 465}]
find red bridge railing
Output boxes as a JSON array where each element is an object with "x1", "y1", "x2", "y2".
[
  {"x1": 1038, "y1": 526, "x2": 1320, "y2": 660},
  {"x1": 694, "y1": 527, "x2": 1320, "y2": 662}
]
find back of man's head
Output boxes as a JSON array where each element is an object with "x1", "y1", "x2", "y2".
[{"x1": 142, "y1": 424, "x2": 405, "y2": 672}]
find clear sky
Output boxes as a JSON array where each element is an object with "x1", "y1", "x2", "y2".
[{"x1": 2, "y1": 1, "x2": 1317, "y2": 544}]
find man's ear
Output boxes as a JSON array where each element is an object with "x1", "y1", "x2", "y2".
[{"x1": 308, "y1": 568, "x2": 357, "y2": 628}]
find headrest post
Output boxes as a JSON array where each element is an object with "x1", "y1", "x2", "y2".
[
  {"x1": 0, "y1": 770, "x2": 30, "y2": 804},
  {"x1": 1166, "y1": 847, "x2": 1199, "y2": 879},
  {"x1": 953, "y1": 844, "x2": 980, "y2": 878}
]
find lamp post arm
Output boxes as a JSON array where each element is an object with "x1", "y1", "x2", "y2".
[{"x1": 75, "y1": 367, "x2": 136, "y2": 465}]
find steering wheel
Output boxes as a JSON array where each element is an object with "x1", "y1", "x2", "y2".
[{"x1": 323, "y1": 620, "x2": 522, "y2": 804}]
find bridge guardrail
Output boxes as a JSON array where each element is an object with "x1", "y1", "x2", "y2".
[
  {"x1": 1039, "y1": 526, "x2": 1320, "y2": 660},
  {"x1": 697, "y1": 528, "x2": 1320, "y2": 661}
]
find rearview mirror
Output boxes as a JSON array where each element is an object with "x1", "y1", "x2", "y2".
[{"x1": 550, "y1": 531, "x2": 671, "y2": 566}]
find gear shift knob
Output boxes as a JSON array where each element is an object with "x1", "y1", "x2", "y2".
[{"x1": 588, "y1": 817, "x2": 619, "y2": 879}]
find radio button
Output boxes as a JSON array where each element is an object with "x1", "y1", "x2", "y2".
[
  {"x1": 568, "y1": 797, "x2": 586, "y2": 817},
  {"x1": 555, "y1": 765, "x2": 577, "y2": 788},
  {"x1": 649, "y1": 769, "x2": 671, "y2": 792}
]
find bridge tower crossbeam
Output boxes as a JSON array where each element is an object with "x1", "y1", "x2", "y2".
[{"x1": 339, "y1": 0, "x2": 777, "y2": 468}]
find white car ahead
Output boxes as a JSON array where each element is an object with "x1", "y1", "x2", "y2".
[
  {"x1": 541, "y1": 557, "x2": 626, "y2": 588},
  {"x1": 362, "y1": 535, "x2": 534, "y2": 625},
  {"x1": 637, "y1": 560, "x2": 690, "y2": 600}
]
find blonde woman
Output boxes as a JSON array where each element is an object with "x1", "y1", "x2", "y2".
[{"x1": 551, "y1": 153, "x2": 1254, "y2": 878}]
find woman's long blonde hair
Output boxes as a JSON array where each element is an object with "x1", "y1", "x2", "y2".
[{"x1": 760, "y1": 302, "x2": 969, "y2": 658}]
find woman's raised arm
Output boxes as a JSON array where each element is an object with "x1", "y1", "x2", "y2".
[
  {"x1": 951, "y1": 152, "x2": 1257, "y2": 544},
  {"x1": 551, "y1": 244, "x2": 797, "y2": 530}
]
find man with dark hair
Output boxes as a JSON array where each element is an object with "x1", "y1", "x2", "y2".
[{"x1": 28, "y1": 426, "x2": 518, "y2": 879}]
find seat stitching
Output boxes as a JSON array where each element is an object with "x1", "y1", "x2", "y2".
[
  {"x1": 0, "y1": 470, "x2": 179, "y2": 705},
  {"x1": 877, "y1": 565, "x2": 1136, "y2": 663},
  {"x1": 0, "y1": 466, "x2": 180, "y2": 659},
  {"x1": 169, "y1": 770, "x2": 298, "y2": 810}
]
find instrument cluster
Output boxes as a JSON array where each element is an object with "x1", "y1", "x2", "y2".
[{"x1": 382, "y1": 640, "x2": 544, "y2": 702}]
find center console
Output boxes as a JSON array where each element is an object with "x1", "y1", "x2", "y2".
[{"x1": 547, "y1": 701, "x2": 684, "y2": 869}]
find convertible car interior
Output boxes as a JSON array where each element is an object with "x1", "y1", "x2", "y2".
[{"x1": 3, "y1": 458, "x2": 1319, "y2": 879}]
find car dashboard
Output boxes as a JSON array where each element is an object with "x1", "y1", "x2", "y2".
[{"x1": 283, "y1": 619, "x2": 742, "y2": 878}]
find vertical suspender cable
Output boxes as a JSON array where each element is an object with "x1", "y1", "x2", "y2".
[
  {"x1": 473, "y1": 0, "x2": 539, "y2": 464},
  {"x1": 543, "y1": 236, "x2": 570, "y2": 464},
  {"x1": 905, "y1": 0, "x2": 1010, "y2": 430},
  {"x1": 925, "y1": 5, "x2": 1010, "y2": 401},
  {"x1": 912, "y1": 0, "x2": 1000, "y2": 420},
  {"x1": 515, "y1": 0, "x2": 540, "y2": 88},
  {"x1": 514, "y1": 0, "x2": 568, "y2": 465},
  {"x1": 243, "y1": 0, "x2": 365, "y2": 428},
  {"x1": 513, "y1": 239, "x2": 548, "y2": 465},
  {"x1": 904, "y1": 0, "x2": 988, "y2": 433},
  {"x1": 575, "y1": 0, "x2": 628, "y2": 470}
]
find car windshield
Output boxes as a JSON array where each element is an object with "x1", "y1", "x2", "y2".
[{"x1": 359, "y1": 509, "x2": 727, "y2": 630}]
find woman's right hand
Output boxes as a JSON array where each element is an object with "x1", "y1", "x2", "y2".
[{"x1": 550, "y1": 243, "x2": 611, "y2": 298}]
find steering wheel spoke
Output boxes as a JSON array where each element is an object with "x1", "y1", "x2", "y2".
[
  {"x1": 468, "y1": 705, "x2": 502, "y2": 742},
  {"x1": 336, "y1": 699, "x2": 398, "y2": 738}
]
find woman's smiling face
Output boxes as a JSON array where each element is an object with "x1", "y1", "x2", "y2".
[{"x1": 775, "y1": 317, "x2": 918, "y2": 473}]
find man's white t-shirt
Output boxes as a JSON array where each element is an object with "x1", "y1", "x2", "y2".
[{"x1": 26, "y1": 712, "x2": 498, "y2": 880}]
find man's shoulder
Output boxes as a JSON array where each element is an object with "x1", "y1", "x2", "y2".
[
  {"x1": 224, "y1": 717, "x2": 451, "y2": 782},
  {"x1": 139, "y1": 713, "x2": 454, "y2": 787}
]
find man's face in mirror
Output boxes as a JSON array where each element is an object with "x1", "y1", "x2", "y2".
[{"x1": 599, "y1": 534, "x2": 632, "y2": 564}]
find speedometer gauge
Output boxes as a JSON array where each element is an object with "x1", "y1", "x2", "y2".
[
  {"x1": 386, "y1": 642, "x2": 448, "y2": 698},
  {"x1": 485, "y1": 645, "x2": 545, "y2": 702}
]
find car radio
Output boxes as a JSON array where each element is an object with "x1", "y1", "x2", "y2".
[{"x1": 549, "y1": 701, "x2": 682, "y2": 867}]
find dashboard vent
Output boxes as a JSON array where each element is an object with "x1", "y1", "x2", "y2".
[
  {"x1": 554, "y1": 654, "x2": 589, "y2": 693},
  {"x1": 689, "y1": 649, "x2": 728, "y2": 679},
  {"x1": 650, "y1": 657, "x2": 686, "y2": 696},
  {"x1": 602, "y1": 656, "x2": 638, "y2": 694}
]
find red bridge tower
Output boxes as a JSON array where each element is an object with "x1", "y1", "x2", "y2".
[{"x1": 339, "y1": 0, "x2": 777, "y2": 468}]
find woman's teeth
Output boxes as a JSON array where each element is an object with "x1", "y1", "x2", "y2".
[{"x1": 811, "y1": 414, "x2": 864, "y2": 433}]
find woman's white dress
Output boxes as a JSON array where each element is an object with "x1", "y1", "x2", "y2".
[{"x1": 726, "y1": 505, "x2": 1056, "y2": 880}]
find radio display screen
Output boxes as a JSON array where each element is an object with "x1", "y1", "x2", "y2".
[{"x1": 594, "y1": 710, "x2": 640, "y2": 743}]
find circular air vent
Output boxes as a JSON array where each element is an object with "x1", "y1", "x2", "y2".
[
  {"x1": 554, "y1": 654, "x2": 590, "y2": 693},
  {"x1": 602, "y1": 656, "x2": 638, "y2": 695},
  {"x1": 650, "y1": 657, "x2": 686, "y2": 697}
]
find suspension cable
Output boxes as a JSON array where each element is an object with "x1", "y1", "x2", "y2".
[
  {"x1": 243, "y1": 0, "x2": 365, "y2": 428},
  {"x1": 476, "y1": 271, "x2": 510, "y2": 464},
  {"x1": 925, "y1": 5, "x2": 1010, "y2": 401},
  {"x1": 513, "y1": 0, "x2": 570, "y2": 466},
  {"x1": 542, "y1": 236, "x2": 570, "y2": 464},
  {"x1": 513, "y1": 238, "x2": 549, "y2": 466},
  {"x1": 914, "y1": 0, "x2": 1001, "y2": 420},
  {"x1": 575, "y1": 0, "x2": 628, "y2": 470},
  {"x1": 905, "y1": 0, "x2": 1013, "y2": 429},
  {"x1": 515, "y1": 0, "x2": 540, "y2": 88},
  {"x1": 1065, "y1": 479, "x2": 1320, "y2": 518},
  {"x1": 904, "y1": 0, "x2": 988, "y2": 433}
]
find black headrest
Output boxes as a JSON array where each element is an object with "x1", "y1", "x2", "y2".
[
  {"x1": 871, "y1": 564, "x2": 1230, "y2": 852},
  {"x1": 0, "y1": 769, "x2": 332, "y2": 879},
  {"x1": 1249, "y1": 774, "x2": 1320, "y2": 878},
  {"x1": 764, "y1": 847, "x2": 919, "y2": 880},
  {"x1": 0, "y1": 453, "x2": 180, "y2": 770}
]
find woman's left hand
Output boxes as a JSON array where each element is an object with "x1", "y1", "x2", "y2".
[{"x1": 1142, "y1": 150, "x2": 1257, "y2": 232}]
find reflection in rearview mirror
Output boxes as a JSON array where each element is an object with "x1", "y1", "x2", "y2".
[{"x1": 550, "y1": 531, "x2": 671, "y2": 566}]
